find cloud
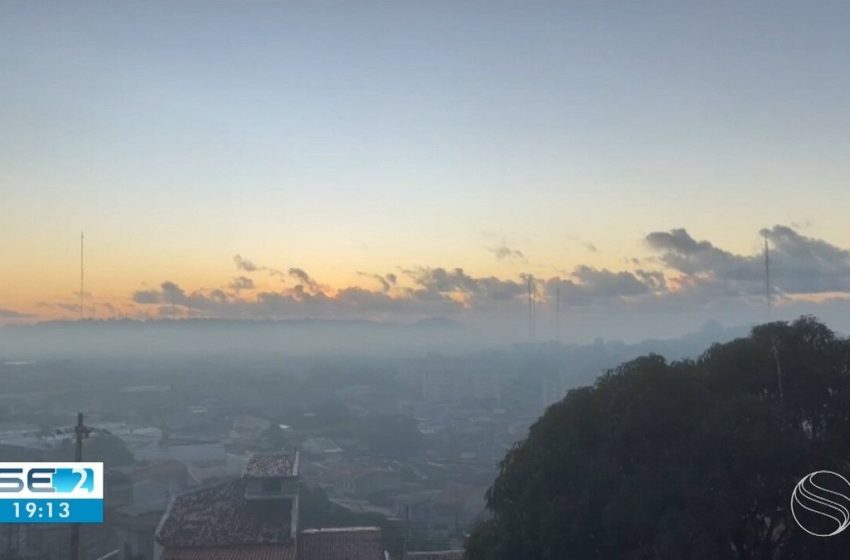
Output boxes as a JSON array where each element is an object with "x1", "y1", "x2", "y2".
[
  {"x1": 488, "y1": 243, "x2": 527, "y2": 263},
  {"x1": 564, "y1": 234, "x2": 599, "y2": 254},
  {"x1": 760, "y1": 225, "x2": 850, "y2": 293},
  {"x1": 358, "y1": 272, "x2": 396, "y2": 293},
  {"x1": 645, "y1": 228, "x2": 755, "y2": 280},
  {"x1": 233, "y1": 254, "x2": 260, "y2": 272},
  {"x1": 132, "y1": 290, "x2": 161, "y2": 305},
  {"x1": 406, "y1": 267, "x2": 526, "y2": 303},
  {"x1": 0, "y1": 307, "x2": 31, "y2": 319},
  {"x1": 228, "y1": 276, "x2": 255, "y2": 292},
  {"x1": 119, "y1": 225, "x2": 850, "y2": 329},
  {"x1": 162, "y1": 281, "x2": 189, "y2": 305},
  {"x1": 545, "y1": 266, "x2": 662, "y2": 306},
  {"x1": 645, "y1": 225, "x2": 850, "y2": 296},
  {"x1": 233, "y1": 254, "x2": 285, "y2": 277},
  {"x1": 288, "y1": 268, "x2": 323, "y2": 294},
  {"x1": 132, "y1": 281, "x2": 190, "y2": 306}
]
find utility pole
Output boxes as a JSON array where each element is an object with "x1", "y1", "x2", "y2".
[{"x1": 70, "y1": 412, "x2": 90, "y2": 560}]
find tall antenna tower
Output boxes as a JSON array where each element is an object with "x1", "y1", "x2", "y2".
[
  {"x1": 555, "y1": 285, "x2": 561, "y2": 342},
  {"x1": 527, "y1": 275, "x2": 536, "y2": 340},
  {"x1": 532, "y1": 278, "x2": 536, "y2": 339},
  {"x1": 764, "y1": 232, "x2": 784, "y2": 401},
  {"x1": 764, "y1": 233, "x2": 771, "y2": 319},
  {"x1": 80, "y1": 232, "x2": 85, "y2": 320}
]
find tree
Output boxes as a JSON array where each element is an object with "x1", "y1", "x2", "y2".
[
  {"x1": 54, "y1": 432, "x2": 135, "y2": 466},
  {"x1": 466, "y1": 317, "x2": 850, "y2": 559}
]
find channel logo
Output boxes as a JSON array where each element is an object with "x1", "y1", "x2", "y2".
[
  {"x1": 0, "y1": 463, "x2": 102, "y2": 497},
  {"x1": 0, "y1": 463, "x2": 103, "y2": 524},
  {"x1": 791, "y1": 470, "x2": 850, "y2": 537}
]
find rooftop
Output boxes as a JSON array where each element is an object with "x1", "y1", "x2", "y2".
[
  {"x1": 161, "y1": 528, "x2": 383, "y2": 560},
  {"x1": 161, "y1": 544, "x2": 296, "y2": 560},
  {"x1": 406, "y1": 551, "x2": 465, "y2": 560},
  {"x1": 297, "y1": 527, "x2": 383, "y2": 560},
  {"x1": 156, "y1": 480, "x2": 292, "y2": 548},
  {"x1": 243, "y1": 453, "x2": 299, "y2": 479}
]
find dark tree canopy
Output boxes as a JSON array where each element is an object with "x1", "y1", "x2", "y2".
[
  {"x1": 466, "y1": 317, "x2": 850, "y2": 559},
  {"x1": 54, "y1": 432, "x2": 135, "y2": 466}
]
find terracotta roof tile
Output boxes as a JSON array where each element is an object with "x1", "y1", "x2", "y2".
[
  {"x1": 157, "y1": 480, "x2": 292, "y2": 548},
  {"x1": 243, "y1": 454, "x2": 299, "y2": 479},
  {"x1": 298, "y1": 527, "x2": 384, "y2": 560},
  {"x1": 406, "y1": 551, "x2": 465, "y2": 560},
  {"x1": 161, "y1": 544, "x2": 296, "y2": 560}
]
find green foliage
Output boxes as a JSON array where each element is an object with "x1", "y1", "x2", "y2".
[
  {"x1": 466, "y1": 317, "x2": 850, "y2": 559},
  {"x1": 54, "y1": 432, "x2": 135, "y2": 466}
]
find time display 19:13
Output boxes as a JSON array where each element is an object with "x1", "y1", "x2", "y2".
[
  {"x1": 14, "y1": 501, "x2": 70, "y2": 519},
  {"x1": 0, "y1": 499, "x2": 103, "y2": 523}
]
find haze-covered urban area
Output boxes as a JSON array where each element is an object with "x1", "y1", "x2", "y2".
[
  {"x1": 0, "y1": 319, "x2": 748, "y2": 559},
  {"x1": 4, "y1": 1, "x2": 850, "y2": 559}
]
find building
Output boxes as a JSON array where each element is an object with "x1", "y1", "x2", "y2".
[
  {"x1": 155, "y1": 453, "x2": 386, "y2": 560},
  {"x1": 298, "y1": 527, "x2": 385, "y2": 560},
  {"x1": 112, "y1": 500, "x2": 172, "y2": 560},
  {"x1": 301, "y1": 437, "x2": 343, "y2": 457},
  {"x1": 110, "y1": 460, "x2": 191, "y2": 505},
  {"x1": 405, "y1": 551, "x2": 464, "y2": 560}
]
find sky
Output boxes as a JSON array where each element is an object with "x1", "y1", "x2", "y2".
[{"x1": 2, "y1": 1, "x2": 850, "y2": 339}]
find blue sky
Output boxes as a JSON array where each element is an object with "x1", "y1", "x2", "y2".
[{"x1": 2, "y1": 1, "x2": 850, "y2": 337}]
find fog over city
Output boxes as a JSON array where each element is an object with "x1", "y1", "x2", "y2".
[{"x1": 3, "y1": 1, "x2": 850, "y2": 559}]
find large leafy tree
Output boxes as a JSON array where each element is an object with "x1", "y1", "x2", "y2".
[{"x1": 467, "y1": 317, "x2": 850, "y2": 559}]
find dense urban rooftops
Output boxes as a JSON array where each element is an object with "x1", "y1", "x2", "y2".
[
  {"x1": 156, "y1": 480, "x2": 293, "y2": 548},
  {"x1": 243, "y1": 453, "x2": 299, "y2": 479}
]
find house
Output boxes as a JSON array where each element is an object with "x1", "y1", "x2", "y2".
[
  {"x1": 344, "y1": 468, "x2": 404, "y2": 496},
  {"x1": 392, "y1": 485, "x2": 485, "y2": 535},
  {"x1": 405, "y1": 551, "x2": 464, "y2": 560},
  {"x1": 110, "y1": 460, "x2": 191, "y2": 505},
  {"x1": 301, "y1": 437, "x2": 343, "y2": 457},
  {"x1": 229, "y1": 415, "x2": 272, "y2": 444},
  {"x1": 112, "y1": 500, "x2": 171, "y2": 560},
  {"x1": 298, "y1": 527, "x2": 384, "y2": 560},
  {"x1": 154, "y1": 453, "x2": 386, "y2": 560}
]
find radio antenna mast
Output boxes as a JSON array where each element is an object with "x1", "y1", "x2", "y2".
[
  {"x1": 527, "y1": 274, "x2": 537, "y2": 340},
  {"x1": 764, "y1": 233, "x2": 771, "y2": 319},
  {"x1": 80, "y1": 232, "x2": 85, "y2": 320},
  {"x1": 763, "y1": 232, "x2": 784, "y2": 401},
  {"x1": 555, "y1": 284, "x2": 561, "y2": 342}
]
